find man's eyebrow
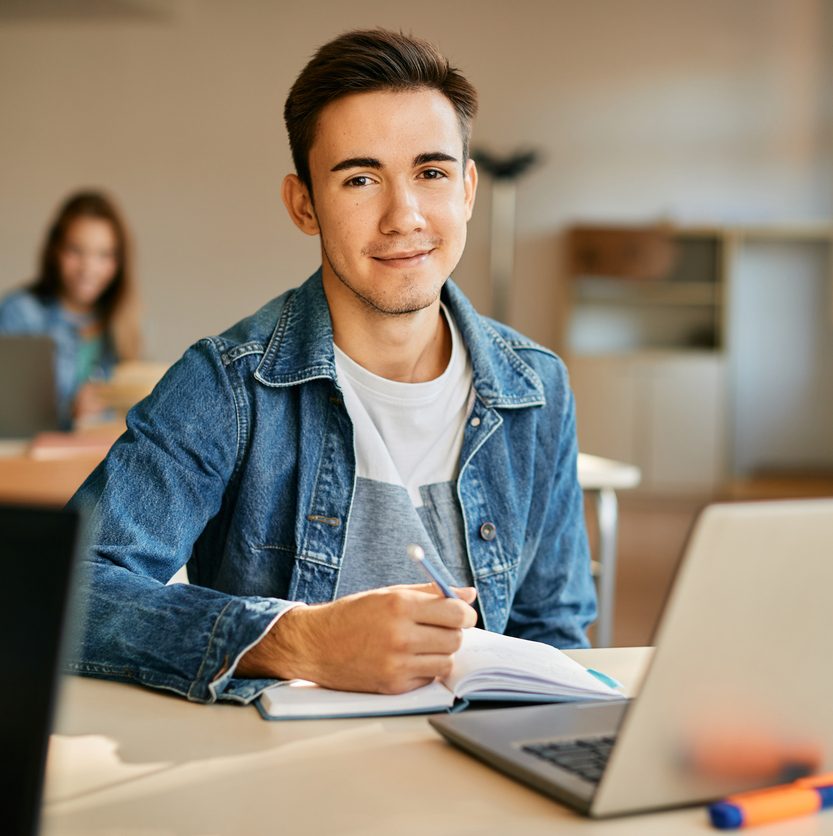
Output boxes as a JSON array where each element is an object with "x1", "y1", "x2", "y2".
[
  {"x1": 330, "y1": 152, "x2": 460, "y2": 174},
  {"x1": 330, "y1": 157, "x2": 382, "y2": 173},
  {"x1": 414, "y1": 152, "x2": 458, "y2": 166}
]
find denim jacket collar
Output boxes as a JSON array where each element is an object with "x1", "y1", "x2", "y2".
[
  {"x1": 254, "y1": 269, "x2": 337, "y2": 388},
  {"x1": 254, "y1": 269, "x2": 545, "y2": 408}
]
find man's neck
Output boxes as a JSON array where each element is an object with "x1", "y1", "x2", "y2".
[{"x1": 324, "y1": 284, "x2": 451, "y2": 383}]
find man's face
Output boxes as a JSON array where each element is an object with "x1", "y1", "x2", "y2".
[{"x1": 286, "y1": 88, "x2": 477, "y2": 316}]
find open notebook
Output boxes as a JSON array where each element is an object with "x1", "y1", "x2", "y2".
[{"x1": 257, "y1": 628, "x2": 621, "y2": 720}]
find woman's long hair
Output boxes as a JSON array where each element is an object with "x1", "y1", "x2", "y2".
[{"x1": 30, "y1": 190, "x2": 141, "y2": 361}]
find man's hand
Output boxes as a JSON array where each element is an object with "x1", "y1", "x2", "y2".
[{"x1": 236, "y1": 584, "x2": 478, "y2": 694}]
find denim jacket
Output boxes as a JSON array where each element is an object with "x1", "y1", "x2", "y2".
[
  {"x1": 68, "y1": 270, "x2": 595, "y2": 704},
  {"x1": 0, "y1": 289, "x2": 116, "y2": 428}
]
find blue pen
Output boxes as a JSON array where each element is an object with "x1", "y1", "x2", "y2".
[{"x1": 406, "y1": 543, "x2": 459, "y2": 599}]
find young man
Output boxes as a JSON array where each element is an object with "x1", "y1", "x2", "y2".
[{"x1": 69, "y1": 29, "x2": 595, "y2": 704}]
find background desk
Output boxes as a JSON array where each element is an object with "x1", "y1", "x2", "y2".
[
  {"x1": 0, "y1": 447, "x2": 104, "y2": 505},
  {"x1": 0, "y1": 425, "x2": 122, "y2": 506},
  {"x1": 41, "y1": 646, "x2": 810, "y2": 836}
]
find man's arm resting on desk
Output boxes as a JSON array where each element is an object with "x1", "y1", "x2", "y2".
[{"x1": 236, "y1": 583, "x2": 478, "y2": 694}]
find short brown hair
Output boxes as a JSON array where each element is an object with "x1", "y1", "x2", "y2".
[{"x1": 284, "y1": 29, "x2": 478, "y2": 192}]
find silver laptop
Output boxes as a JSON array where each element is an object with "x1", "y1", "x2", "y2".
[
  {"x1": 430, "y1": 499, "x2": 833, "y2": 817},
  {"x1": 0, "y1": 334, "x2": 60, "y2": 437}
]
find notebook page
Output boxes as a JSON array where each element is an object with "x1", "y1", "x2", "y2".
[{"x1": 444, "y1": 628, "x2": 619, "y2": 699}]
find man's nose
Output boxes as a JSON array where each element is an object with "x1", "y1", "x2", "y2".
[{"x1": 379, "y1": 182, "x2": 426, "y2": 235}]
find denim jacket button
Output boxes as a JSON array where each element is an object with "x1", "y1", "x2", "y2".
[
  {"x1": 470, "y1": 416, "x2": 481, "y2": 427},
  {"x1": 479, "y1": 521, "x2": 497, "y2": 541}
]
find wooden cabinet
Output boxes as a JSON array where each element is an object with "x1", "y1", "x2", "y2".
[
  {"x1": 569, "y1": 353, "x2": 726, "y2": 494},
  {"x1": 562, "y1": 222, "x2": 833, "y2": 492},
  {"x1": 566, "y1": 226, "x2": 725, "y2": 355}
]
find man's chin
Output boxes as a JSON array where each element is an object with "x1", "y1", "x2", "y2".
[
  {"x1": 360, "y1": 293, "x2": 440, "y2": 317},
  {"x1": 323, "y1": 256, "x2": 445, "y2": 316},
  {"x1": 346, "y1": 279, "x2": 444, "y2": 317}
]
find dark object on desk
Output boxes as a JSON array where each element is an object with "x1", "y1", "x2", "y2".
[
  {"x1": 0, "y1": 335, "x2": 60, "y2": 438},
  {"x1": 0, "y1": 504, "x2": 83, "y2": 836},
  {"x1": 431, "y1": 498, "x2": 833, "y2": 818}
]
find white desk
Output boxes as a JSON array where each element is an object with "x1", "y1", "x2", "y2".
[
  {"x1": 39, "y1": 646, "x2": 806, "y2": 836},
  {"x1": 577, "y1": 454, "x2": 641, "y2": 648}
]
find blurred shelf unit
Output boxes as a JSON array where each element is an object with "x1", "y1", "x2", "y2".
[
  {"x1": 565, "y1": 224, "x2": 726, "y2": 355},
  {"x1": 563, "y1": 221, "x2": 833, "y2": 495}
]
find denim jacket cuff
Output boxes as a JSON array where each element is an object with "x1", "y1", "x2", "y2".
[{"x1": 189, "y1": 598, "x2": 303, "y2": 704}]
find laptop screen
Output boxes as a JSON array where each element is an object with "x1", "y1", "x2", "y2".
[
  {"x1": 0, "y1": 504, "x2": 82, "y2": 836},
  {"x1": 0, "y1": 335, "x2": 60, "y2": 438}
]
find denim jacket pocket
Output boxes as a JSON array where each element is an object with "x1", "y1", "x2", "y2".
[{"x1": 471, "y1": 563, "x2": 519, "y2": 634}]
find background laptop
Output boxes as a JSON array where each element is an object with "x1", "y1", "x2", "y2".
[
  {"x1": 431, "y1": 498, "x2": 833, "y2": 817},
  {"x1": 0, "y1": 504, "x2": 84, "y2": 836},
  {"x1": 0, "y1": 335, "x2": 60, "y2": 437}
]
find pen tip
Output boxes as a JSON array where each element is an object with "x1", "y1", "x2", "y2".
[{"x1": 406, "y1": 543, "x2": 425, "y2": 562}]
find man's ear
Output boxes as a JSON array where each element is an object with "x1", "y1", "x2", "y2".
[
  {"x1": 282, "y1": 174, "x2": 319, "y2": 235},
  {"x1": 463, "y1": 158, "x2": 478, "y2": 222}
]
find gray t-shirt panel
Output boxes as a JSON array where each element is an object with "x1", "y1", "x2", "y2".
[{"x1": 335, "y1": 477, "x2": 473, "y2": 598}]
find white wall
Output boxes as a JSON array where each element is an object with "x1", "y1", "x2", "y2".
[{"x1": 1, "y1": 0, "x2": 830, "y2": 361}]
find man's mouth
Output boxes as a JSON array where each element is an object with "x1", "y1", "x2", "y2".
[{"x1": 371, "y1": 248, "x2": 435, "y2": 267}]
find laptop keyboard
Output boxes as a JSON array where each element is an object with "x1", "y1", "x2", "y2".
[{"x1": 522, "y1": 735, "x2": 616, "y2": 784}]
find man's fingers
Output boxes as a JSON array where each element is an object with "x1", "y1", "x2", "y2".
[
  {"x1": 399, "y1": 623, "x2": 466, "y2": 655},
  {"x1": 404, "y1": 652, "x2": 457, "y2": 682},
  {"x1": 452, "y1": 586, "x2": 477, "y2": 604},
  {"x1": 414, "y1": 596, "x2": 478, "y2": 629}
]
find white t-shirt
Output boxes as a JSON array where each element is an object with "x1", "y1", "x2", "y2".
[{"x1": 333, "y1": 304, "x2": 474, "y2": 507}]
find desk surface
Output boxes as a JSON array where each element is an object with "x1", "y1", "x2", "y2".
[{"x1": 42, "y1": 646, "x2": 821, "y2": 836}]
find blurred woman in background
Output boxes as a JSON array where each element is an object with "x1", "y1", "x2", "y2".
[{"x1": 0, "y1": 190, "x2": 141, "y2": 428}]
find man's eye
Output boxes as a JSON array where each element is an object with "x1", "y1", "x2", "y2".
[
  {"x1": 346, "y1": 175, "x2": 373, "y2": 187},
  {"x1": 420, "y1": 168, "x2": 447, "y2": 180}
]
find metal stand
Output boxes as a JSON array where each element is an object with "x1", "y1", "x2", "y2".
[
  {"x1": 591, "y1": 487, "x2": 619, "y2": 648},
  {"x1": 472, "y1": 148, "x2": 539, "y2": 324}
]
